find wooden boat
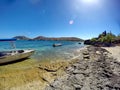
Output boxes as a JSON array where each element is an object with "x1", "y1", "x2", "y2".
[
  {"x1": 0, "y1": 38, "x2": 35, "y2": 64},
  {"x1": 0, "y1": 50, "x2": 34, "y2": 64},
  {"x1": 53, "y1": 43, "x2": 62, "y2": 47}
]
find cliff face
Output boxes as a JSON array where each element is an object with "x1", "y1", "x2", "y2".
[{"x1": 33, "y1": 36, "x2": 83, "y2": 41}]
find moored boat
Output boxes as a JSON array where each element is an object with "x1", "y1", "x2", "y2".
[
  {"x1": 0, "y1": 50, "x2": 34, "y2": 64},
  {"x1": 53, "y1": 43, "x2": 62, "y2": 47},
  {"x1": 0, "y1": 38, "x2": 35, "y2": 64}
]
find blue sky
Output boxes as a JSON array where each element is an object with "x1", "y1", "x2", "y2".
[{"x1": 0, "y1": 0, "x2": 120, "y2": 39}]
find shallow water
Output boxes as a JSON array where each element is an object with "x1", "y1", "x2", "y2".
[{"x1": 0, "y1": 40, "x2": 84, "y2": 61}]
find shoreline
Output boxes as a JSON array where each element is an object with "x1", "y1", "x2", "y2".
[
  {"x1": 0, "y1": 46, "x2": 87, "y2": 90},
  {"x1": 0, "y1": 45, "x2": 120, "y2": 90},
  {"x1": 45, "y1": 45, "x2": 120, "y2": 90}
]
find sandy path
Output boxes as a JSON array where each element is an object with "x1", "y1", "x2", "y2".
[{"x1": 103, "y1": 46, "x2": 120, "y2": 62}]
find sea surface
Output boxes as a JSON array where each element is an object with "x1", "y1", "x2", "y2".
[{"x1": 0, "y1": 40, "x2": 84, "y2": 61}]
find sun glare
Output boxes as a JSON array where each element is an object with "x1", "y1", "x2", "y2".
[
  {"x1": 69, "y1": 20, "x2": 74, "y2": 25},
  {"x1": 81, "y1": 0, "x2": 100, "y2": 4}
]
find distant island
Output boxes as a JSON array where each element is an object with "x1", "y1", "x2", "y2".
[
  {"x1": 84, "y1": 31, "x2": 120, "y2": 47},
  {"x1": 13, "y1": 36, "x2": 31, "y2": 40},
  {"x1": 13, "y1": 36, "x2": 84, "y2": 41},
  {"x1": 12, "y1": 31, "x2": 120, "y2": 46}
]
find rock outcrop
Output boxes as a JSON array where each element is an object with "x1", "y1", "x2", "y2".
[{"x1": 45, "y1": 46, "x2": 120, "y2": 90}]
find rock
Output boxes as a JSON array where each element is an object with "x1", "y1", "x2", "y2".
[
  {"x1": 73, "y1": 69, "x2": 83, "y2": 74},
  {"x1": 96, "y1": 51, "x2": 101, "y2": 55},
  {"x1": 103, "y1": 52, "x2": 108, "y2": 55},
  {"x1": 45, "y1": 46, "x2": 120, "y2": 90},
  {"x1": 62, "y1": 86, "x2": 74, "y2": 90},
  {"x1": 50, "y1": 80, "x2": 63, "y2": 89},
  {"x1": 84, "y1": 40, "x2": 91, "y2": 45},
  {"x1": 69, "y1": 74, "x2": 85, "y2": 85},
  {"x1": 66, "y1": 66, "x2": 75, "y2": 74},
  {"x1": 45, "y1": 86, "x2": 53, "y2": 90},
  {"x1": 83, "y1": 55, "x2": 90, "y2": 59},
  {"x1": 66, "y1": 66, "x2": 74, "y2": 71},
  {"x1": 83, "y1": 50, "x2": 89, "y2": 55},
  {"x1": 73, "y1": 84, "x2": 82, "y2": 90},
  {"x1": 73, "y1": 61, "x2": 88, "y2": 70}
]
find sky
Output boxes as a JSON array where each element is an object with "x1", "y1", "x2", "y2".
[{"x1": 0, "y1": 0, "x2": 120, "y2": 39}]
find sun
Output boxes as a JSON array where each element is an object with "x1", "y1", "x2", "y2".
[{"x1": 81, "y1": 0, "x2": 100, "y2": 4}]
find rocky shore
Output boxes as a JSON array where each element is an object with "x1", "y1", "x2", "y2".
[
  {"x1": 0, "y1": 46, "x2": 120, "y2": 90},
  {"x1": 45, "y1": 46, "x2": 120, "y2": 90}
]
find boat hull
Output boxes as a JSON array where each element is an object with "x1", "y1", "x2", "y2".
[
  {"x1": 53, "y1": 43, "x2": 62, "y2": 47},
  {"x1": 0, "y1": 50, "x2": 34, "y2": 64}
]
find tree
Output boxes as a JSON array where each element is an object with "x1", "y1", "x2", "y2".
[{"x1": 98, "y1": 31, "x2": 107, "y2": 38}]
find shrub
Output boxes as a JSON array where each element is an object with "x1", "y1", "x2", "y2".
[{"x1": 91, "y1": 38, "x2": 97, "y2": 42}]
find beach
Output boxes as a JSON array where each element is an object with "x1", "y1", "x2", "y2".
[
  {"x1": 0, "y1": 40, "x2": 84, "y2": 90},
  {"x1": 0, "y1": 45, "x2": 85, "y2": 90},
  {"x1": 45, "y1": 46, "x2": 120, "y2": 90},
  {"x1": 103, "y1": 46, "x2": 120, "y2": 62},
  {"x1": 1, "y1": 0, "x2": 120, "y2": 89},
  {"x1": 0, "y1": 45, "x2": 120, "y2": 90}
]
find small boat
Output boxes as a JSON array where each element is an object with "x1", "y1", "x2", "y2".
[
  {"x1": 78, "y1": 42, "x2": 81, "y2": 44},
  {"x1": 0, "y1": 50, "x2": 34, "y2": 64},
  {"x1": 0, "y1": 39, "x2": 35, "y2": 64},
  {"x1": 53, "y1": 43, "x2": 62, "y2": 47}
]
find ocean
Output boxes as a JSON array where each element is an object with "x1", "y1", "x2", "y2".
[{"x1": 0, "y1": 40, "x2": 84, "y2": 61}]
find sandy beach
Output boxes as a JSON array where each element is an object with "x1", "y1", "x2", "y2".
[{"x1": 103, "y1": 46, "x2": 120, "y2": 62}]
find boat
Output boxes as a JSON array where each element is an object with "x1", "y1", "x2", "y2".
[
  {"x1": 0, "y1": 39, "x2": 35, "y2": 64},
  {"x1": 53, "y1": 43, "x2": 62, "y2": 47}
]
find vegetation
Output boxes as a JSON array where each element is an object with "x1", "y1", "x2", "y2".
[
  {"x1": 98, "y1": 32, "x2": 116, "y2": 43},
  {"x1": 116, "y1": 34, "x2": 120, "y2": 39},
  {"x1": 91, "y1": 38, "x2": 98, "y2": 42},
  {"x1": 85, "y1": 31, "x2": 120, "y2": 46}
]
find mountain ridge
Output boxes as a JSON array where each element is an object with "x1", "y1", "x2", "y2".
[{"x1": 13, "y1": 36, "x2": 84, "y2": 41}]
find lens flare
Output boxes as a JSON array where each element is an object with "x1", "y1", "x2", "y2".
[{"x1": 69, "y1": 20, "x2": 74, "y2": 25}]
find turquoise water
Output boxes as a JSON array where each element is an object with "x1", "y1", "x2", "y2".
[{"x1": 0, "y1": 40, "x2": 84, "y2": 61}]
